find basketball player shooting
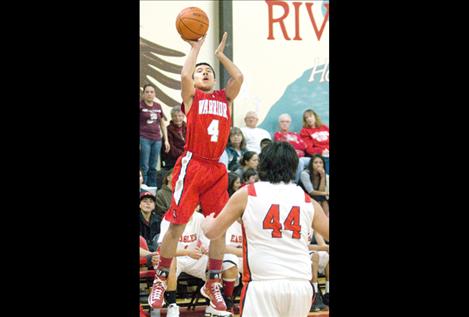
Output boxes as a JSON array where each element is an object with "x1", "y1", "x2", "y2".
[
  {"x1": 148, "y1": 32, "x2": 244, "y2": 313},
  {"x1": 202, "y1": 142, "x2": 330, "y2": 317}
]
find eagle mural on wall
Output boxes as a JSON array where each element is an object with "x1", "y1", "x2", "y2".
[{"x1": 140, "y1": 37, "x2": 185, "y2": 108}]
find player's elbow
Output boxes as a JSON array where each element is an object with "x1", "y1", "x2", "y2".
[{"x1": 234, "y1": 73, "x2": 244, "y2": 84}]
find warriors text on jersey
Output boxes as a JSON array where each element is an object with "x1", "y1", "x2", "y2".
[{"x1": 182, "y1": 88, "x2": 231, "y2": 161}]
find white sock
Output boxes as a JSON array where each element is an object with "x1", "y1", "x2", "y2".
[
  {"x1": 326, "y1": 281, "x2": 329, "y2": 293},
  {"x1": 312, "y1": 282, "x2": 319, "y2": 292}
]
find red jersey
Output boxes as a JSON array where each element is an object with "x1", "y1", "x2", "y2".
[
  {"x1": 300, "y1": 125, "x2": 330, "y2": 155},
  {"x1": 182, "y1": 88, "x2": 231, "y2": 161},
  {"x1": 274, "y1": 131, "x2": 307, "y2": 157}
]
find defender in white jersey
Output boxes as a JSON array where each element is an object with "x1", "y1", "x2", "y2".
[{"x1": 202, "y1": 142, "x2": 329, "y2": 317}]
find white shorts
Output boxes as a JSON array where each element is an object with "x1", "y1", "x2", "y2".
[
  {"x1": 176, "y1": 253, "x2": 239, "y2": 281},
  {"x1": 309, "y1": 250, "x2": 329, "y2": 274},
  {"x1": 241, "y1": 279, "x2": 312, "y2": 317}
]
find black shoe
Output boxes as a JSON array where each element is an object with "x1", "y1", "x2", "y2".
[
  {"x1": 323, "y1": 292, "x2": 329, "y2": 306},
  {"x1": 310, "y1": 291, "x2": 327, "y2": 312}
]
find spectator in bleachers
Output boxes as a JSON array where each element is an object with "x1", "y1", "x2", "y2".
[
  {"x1": 233, "y1": 151, "x2": 259, "y2": 181},
  {"x1": 140, "y1": 235, "x2": 159, "y2": 269},
  {"x1": 274, "y1": 113, "x2": 311, "y2": 183},
  {"x1": 161, "y1": 106, "x2": 186, "y2": 170},
  {"x1": 241, "y1": 111, "x2": 271, "y2": 154},
  {"x1": 158, "y1": 206, "x2": 238, "y2": 316},
  {"x1": 228, "y1": 172, "x2": 241, "y2": 197},
  {"x1": 155, "y1": 168, "x2": 173, "y2": 218},
  {"x1": 300, "y1": 155, "x2": 329, "y2": 216},
  {"x1": 139, "y1": 191, "x2": 162, "y2": 252},
  {"x1": 242, "y1": 167, "x2": 258, "y2": 186},
  {"x1": 300, "y1": 109, "x2": 330, "y2": 174},
  {"x1": 260, "y1": 138, "x2": 272, "y2": 150},
  {"x1": 225, "y1": 127, "x2": 247, "y2": 172},
  {"x1": 140, "y1": 83, "x2": 170, "y2": 186},
  {"x1": 308, "y1": 231, "x2": 329, "y2": 312},
  {"x1": 274, "y1": 113, "x2": 308, "y2": 157}
]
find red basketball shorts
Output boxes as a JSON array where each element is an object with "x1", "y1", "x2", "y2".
[{"x1": 164, "y1": 151, "x2": 229, "y2": 224}]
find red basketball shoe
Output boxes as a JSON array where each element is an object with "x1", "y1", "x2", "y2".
[
  {"x1": 147, "y1": 274, "x2": 167, "y2": 309},
  {"x1": 201, "y1": 278, "x2": 227, "y2": 311}
]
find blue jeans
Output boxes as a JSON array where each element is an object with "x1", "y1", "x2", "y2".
[{"x1": 140, "y1": 137, "x2": 162, "y2": 186}]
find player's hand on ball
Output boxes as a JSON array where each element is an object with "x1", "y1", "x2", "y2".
[
  {"x1": 185, "y1": 35, "x2": 206, "y2": 48},
  {"x1": 215, "y1": 32, "x2": 228, "y2": 57}
]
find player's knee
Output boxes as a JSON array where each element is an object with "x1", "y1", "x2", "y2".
[
  {"x1": 311, "y1": 252, "x2": 319, "y2": 263},
  {"x1": 323, "y1": 252, "x2": 330, "y2": 264}
]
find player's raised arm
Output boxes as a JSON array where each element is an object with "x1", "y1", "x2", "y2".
[
  {"x1": 202, "y1": 187, "x2": 248, "y2": 240},
  {"x1": 215, "y1": 32, "x2": 243, "y2": 103},
  {"x1": 311, "y1": 199, "x2": 329, "y2": 241},
  {"x1": 181, "y1": 36, "x2": 205, "y2": 112}
]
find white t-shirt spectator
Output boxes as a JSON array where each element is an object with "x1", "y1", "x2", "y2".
[{"x1": 241, "y1": 127, "x2": 271, "y2": 154}]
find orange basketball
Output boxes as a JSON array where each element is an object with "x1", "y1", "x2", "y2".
[{"x1": 176, "y1": 7, "x2": 209, "y2": 41}]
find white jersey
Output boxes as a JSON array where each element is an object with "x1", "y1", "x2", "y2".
[
  {"x1": 159, "y1": 212, "x2": 209, "y2": 250},
  {"x1": 306, "y1": 227, "x2": 314, "y2": 244},
  {"x1": 226, "y1": 220, "x2": 243, "y2": 248},
  {"x1": 241, "y1": 181, "x2": 314, "y2": 282}
]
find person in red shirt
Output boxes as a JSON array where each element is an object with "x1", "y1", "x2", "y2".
[
  {"x1": 300, "y1": 109, "x2": 330, "y2": 174},
  {"x1": 148, "y1": 32, "x2": 243, "y2": 314},
  {"x1": 274, "y1": 113, "x2": 311, "y2": 183},
  {"x1": 274, "y1": 113, "x2": 307, "y2": 157}
]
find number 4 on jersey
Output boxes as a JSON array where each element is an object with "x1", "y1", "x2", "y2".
[
  {"x1": 207, "y1": 119, "x2": 219, "y2": 142},
  {"x1": 262, "y1": 204, "x2": 301, "y2": 239}
]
